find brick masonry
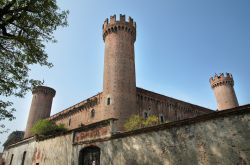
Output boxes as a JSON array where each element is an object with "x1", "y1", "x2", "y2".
[
  {"x1": 210, "y1": 73, "x2": 239, "y2": 110},
  {"x1": 24, "y1": 86, "x2": 56, "y2": 138},
  {"x1": 49, "y1": 87, "x2": 212, "y2": 131}
]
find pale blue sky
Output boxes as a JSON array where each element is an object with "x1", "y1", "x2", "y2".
[{"x1": 1, "y1": 0, "x2": 250, "y2": 149}]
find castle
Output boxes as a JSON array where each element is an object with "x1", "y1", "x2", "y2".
[
  {"x1": 24, "y1": 14, "x2": 213, "y2": 138},
  {"x1": 1, "y1": 15, "x2": 249, "y2": 165}
]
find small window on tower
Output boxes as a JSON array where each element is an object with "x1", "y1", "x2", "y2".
[
  {"x1": 107, "y1": 98, "x2": 111, "y2": 105},
  {"x1": 91, "y1": 109, "x2": 95, "y2": 118}
]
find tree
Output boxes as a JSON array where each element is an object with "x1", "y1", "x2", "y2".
[
  {"x1": 31, "y1": 119, "x2": 67, "y2": 136},
  {"x1": 0, "y1": 0, "x2": 68, "y2": 132},
  {"x1": 124, "y1": 115, "x2": 160, "y2": 131}
]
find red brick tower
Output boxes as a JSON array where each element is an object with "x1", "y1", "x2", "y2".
[
  {"x1": 24, "y1": 86, "x2": 56, "y2": 138},
  {"x1": 102, "y1": 14, "x2": 137, "y2": 130},
  {"x1": 210, "y1": 73, "x2": 239, "y2": 111}
]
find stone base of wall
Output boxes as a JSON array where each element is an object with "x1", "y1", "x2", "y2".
[{"x1": 3, "y1": 105, "x2": 250, "y2": 165}]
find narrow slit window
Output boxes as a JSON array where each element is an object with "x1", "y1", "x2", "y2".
[
  {"x1": 68, "y1": 118, "x2": 71, "y2": 126},
  {"x1": 21, "y1": 151, "x2": 26, "y2": 165},
  {"x1": 107, "y1": 98, "x2": 111, "y2": 105},
  {"x1": 91, "y1": 109, "x2": 95, "y2": 118},
  {"x1": 9, "y1": 154, "x2": 14, "y2": 165},
  {"x1": 160, "y1": 115, "x2": 164, "y2": 123}
]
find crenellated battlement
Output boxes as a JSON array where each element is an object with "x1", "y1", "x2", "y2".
[
  {"x1": 102, "y1": 14, "x2": 136, "y2": 42},
  {"x1": 209, "y1": 73, "x2": 234, "y2": 88},
  {"x1": 32, "y1": 86, "x2": 56, "y2": 97}
]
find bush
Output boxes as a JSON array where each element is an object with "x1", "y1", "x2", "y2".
[
  {"x1": 124, "y1": 115, "x2": 159, "y2": 131},
  {"x1": 31, "y1": 119, "x2": 67, "y2": 136},
  {"x1": 142, "y1": 115, "x2": 159, "y2": 127},
  {"x1": 124, "y1": 115, "x2": 143, "y2": 131}
]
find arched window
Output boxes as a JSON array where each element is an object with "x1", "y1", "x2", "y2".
[{"x1": 79, "y1": 146, "x2": 100, "y2": 165}]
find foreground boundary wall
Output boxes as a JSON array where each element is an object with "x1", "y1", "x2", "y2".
[{"x1": 3, "y1": 105, "x2": 250, "y2": 165}]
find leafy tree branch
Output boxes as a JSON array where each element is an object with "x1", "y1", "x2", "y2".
[{"x1": 0, "y1": 0, "x2": 68, "y2": 133}]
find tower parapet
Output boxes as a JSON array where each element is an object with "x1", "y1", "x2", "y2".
[
  {"x1": 209, "y1": 73, "x2": 239, "y2": 111},
  {"x1": 209, "y1": 73, "x2": 234, "y2": 88},
  {"x1": 32, "y1": 86, "x2": 56, "y2": 96},
  {"x1": 102, "y1": 14, "x2": 136, "y2": 42}
]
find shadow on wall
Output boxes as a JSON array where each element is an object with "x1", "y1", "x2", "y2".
[{"x1": 98, "y1": 112, "x2": 249, "y2": 165}]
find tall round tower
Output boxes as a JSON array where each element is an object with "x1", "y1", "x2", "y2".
[
  {"x1": 24, "y1": 86, "x2": 56, "y2": 138},
  {"x1": 209, "y1": 73, "x2": 239, "y2": 111},
  {"x1": 102, "y1": 14, "x2": 137, "y2": 130}
]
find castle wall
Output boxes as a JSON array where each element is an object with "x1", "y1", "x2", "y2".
[
  {"x1": 2, "y1": 134, "x2": 73, "y2": 165},
  {"x1": 3, "y1": 105, "x2": 250, "y2": 165},
  {"x1": 49, "y1": 89, "x2": 212, "y2": 131},
  {"x1": 49, "y1": 93, "x2": 103, "y2": 130},
  {"x1": 75, "y1": 106, "x2": 250, "y2": 165},
  {"x1": 136, "y1": 88, "x2": 212, "y2": 123}
]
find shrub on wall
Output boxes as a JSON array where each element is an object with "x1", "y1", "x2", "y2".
[
  {"x1": 142, "y1": 115, "x2": 159, "y2": 127},
  {"x1": 31, "y1": 119, "x2": 67, "y2": 136},
  {"x1": 124, "y1": 115, "x2": 143, "y2": 131},
  {"x1": 124, "y1": 115, "x2": 160, "y2": 131}
]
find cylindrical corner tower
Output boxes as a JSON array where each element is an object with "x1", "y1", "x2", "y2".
[
  {"x1": 209, "y1": 73, "x2": 239, "y2": 111},
  {"x1": 102, "y1": 14, "x2": 137, "y2": 130},
  {"x1": 24, "y1": 86, "x2": 56, "y2": 138}
]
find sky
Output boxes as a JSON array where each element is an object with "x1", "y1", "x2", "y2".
[{"x1": 1, "y1": 0, "x2": 250, "y2": 150}]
